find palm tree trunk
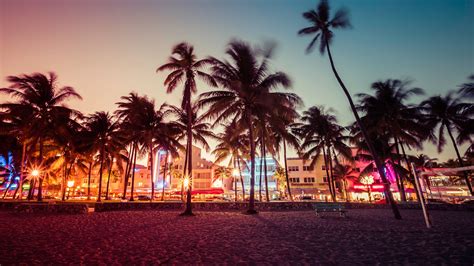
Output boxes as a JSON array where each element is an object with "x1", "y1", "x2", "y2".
[
  {"x1": 161, "y1": 150, "x2": 168, "y2": 201},
  {"x1": 399, "y1": 143, "x2": 423, "y2": 202},
  {"x1": 87, "y1": 161, "x2": 92, "y2": 200},
  {"x1": 130, "y1": 143, "x2": 138, "y2": 201},
  {"x1": 18, "y1": 142, "x2": 27, "y2": 200},
  {"x1": 259, "y1": 141, "x2": 263, "y2": 201},
  {"x1": 12, "y1": 180, "x2": 21, "y2": 199},
  {"x1": 150, "y1": 142, "x2": 154, "y2": 202},
  {"x1": 325, "y1": 41, "x2": 401, "y2": 219},
  {"x1": 122, "y1": 145, "x2": 134, "y2": 200},
  {"x1": 63, "y1": 159, "x2": 75, "y2": 200},
  {"x1": 181, "y1": 140, "x2": 189, "y2": 201},
  {"x1": 27, "y1": 180, "x2": 35, "y2": 200},
  {"x1": 37, "y1": 139, "x2": 44, "y2": 202},
  {"x1": 322, "y1": 147, "x2": 334, "y2": 201},
  {"x1": 327, "y1": 146, "x2": 337, "y2": 202},
  {"x1": 446, "y1": 126, "x2": 473, "y2": 195},
  {"x1": 237, "y1": 157, "x2": 246, "y2": 201},
  {"x1": 97, "y1": 147, "x2": 105, "y2": 202},
  {"x1": 343, "y1": 179, "x2": 349, "y2": 202},
  {"x1": 183, "y1": 102, "x2": 194, "y2": 215},
  {"x1": 2, "y1": 181, "x2": 13, "y2": 199},
  {"x1": 263, "y1": 137, "x2": 269, "y2": 202},
  {"x1": 393, "y1": 137, "x2": 406, "y2": 201},
  {"x1": 233, "y1": 158, "x2": 238, "y2": 202},
  {"x1": 61, "y1": 162, "x2": 67, "y2": 201},
  {"x1": 105, "y1": 159, "x2": 113, "y2": 200},
  {"x1": 283, "y1": 140, "x2": 293, "y2": 201},
  {"x1": 247, "y1": 116, "x2": 257, "y2": 214}
]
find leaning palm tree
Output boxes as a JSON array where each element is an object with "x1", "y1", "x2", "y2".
[
  {"x1": 86, "y1": 112, "x2": 122, "y2": 202},
  {"x1": 199, "y1": 40, "x2": 300, "y2": 214},
  {"x1": 420, "y1": 93, "x2": 473, "y2": 195},
  {"x1": 0, "y1": 72, "x2": 82, "y2": 201},
  {"x1": 298, "y1": 0, "x2": 401, "y2": 219},
  {"x1": 157, "y1": 42, "x2": 217, "y2": 216}
]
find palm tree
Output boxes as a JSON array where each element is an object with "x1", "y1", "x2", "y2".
[
  {"x1": 0, "y1": 72, "x2": 82, "y2": 201},
  {"x1": 353, "y1": 133, "x2": 409, "y2": 202},
  {"x1": 333, "y1": 163, "x2": 357, "y2": 202},
  {"x1": 268, "y1": 109, "x2": 301, "y2": 201},
  {"x1": 421, "y1": 93, "x2": 473, "y2": 195},
  {"x1": 86, "y1": 112, "x2": 122, "y2": 202},
  {"x1": 115, "y1": 93, "x2": 148, "y2": 201},
  {"x1": 157, "y1": 42, "x2": 217, "y2": 216},
  {"x1": 298, "y1": 0, "x2": 401, "y2": 219},
  {"x1": 0, "y1": 109, "x2": 33, "y2": 200},
  {"x1": 296, "y1": 106, "x2": 352, "y2": 201},
  {"x1": 355, "y1": 79, "x2": 427, "y2": 201},
  {"x1": 459, "y1": 74, "x2": 474, "y2": 99},
  {"x1": 199, "y1": 40, "x2": 300, "y2": 214},
  {"x1": 212, "y1": 119, "x2": 249, "y2": 201}
]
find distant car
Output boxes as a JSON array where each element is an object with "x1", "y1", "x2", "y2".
[
  {"x1": 461, "y1": 199, "x2": 474, "y2": 205},
  {"x1": 374, "y1": 199, "x2": 387, "y2": 204},
  {"x1": 426, "y1": 198, "x2": 451, "y2": 204},
  {"x1": 301, "y1": 196, "x2": 313, "y2": 200},
  {"x1": 137, "y1": 195, "x2": 151, "y2": 201}
]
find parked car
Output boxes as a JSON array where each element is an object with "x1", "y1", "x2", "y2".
[
  {"x1": 137, "y1": 195, "x2": 151, "y2": 201},
  {"x1": 461, "y1": 199, "x2": 474, "y2": 205},
  {"x1": 426, "y1": 198, "x2": 451, "y2": 204}
]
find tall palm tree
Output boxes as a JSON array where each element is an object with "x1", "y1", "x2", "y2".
[
  {"x1": 0, "y1": 72, "x2": 82, "y2": 201},
  {"x1": 296, "y1": 106, "x2": 352, "y2": 201},
  {"x1": 421, "y1": 93, "x2": 473, "y2": 195},
  {"x1": 157, "y1": 42, "x2": 216, "y2": 216},
  {"x1": 269, "y1": 109, "x2": 301, "y2": 201},
  {"x1": 356, "y1": 79, "x2": 427, "y2": 201},
  {"x1": 115, "y1": 93, "x2": 148, "y2": 201},
  {"x1": 298, "y1": 0, "x2": 401, "y2": 219},
  {"x1": 86, "y1": 112, "x2": 122, "y2": 202},
  {"x1": 199, "y1": 40, "x2": 300, "y2": 214}
]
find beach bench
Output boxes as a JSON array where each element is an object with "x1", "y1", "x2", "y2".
[{"x1": 312, "y1": 203, "x2": 347, "y2": 217}]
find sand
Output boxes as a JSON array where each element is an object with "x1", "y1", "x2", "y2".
[{"x1": 0, "y1": 209, "x2": 473, "y2": 264}]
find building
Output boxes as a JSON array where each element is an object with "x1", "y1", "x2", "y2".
[
  {"x1": 236, "y1": 157, "x2": 279, "y2": 200},
  {"x1": 285, "y1": 156, "x2": 331, "y2": 200}
]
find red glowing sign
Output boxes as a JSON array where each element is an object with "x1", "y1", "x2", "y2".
[{"x1": 353, "y1": 184, "x2": 384, "y2": 190}]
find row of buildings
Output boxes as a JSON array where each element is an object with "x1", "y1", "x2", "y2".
[{"x1": 1, "y1": 145, "x2": 471, "y2": 202}]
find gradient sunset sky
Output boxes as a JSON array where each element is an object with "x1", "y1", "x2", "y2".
[{"x1": 1, "y1": 0, "x2": 473, "y2": 162}]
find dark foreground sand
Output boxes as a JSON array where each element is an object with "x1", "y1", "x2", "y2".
[{"x1": 0, "y1": 209, "x2": 473, "y2": 265}]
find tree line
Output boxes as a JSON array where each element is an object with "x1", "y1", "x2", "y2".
[{"x1": 0, "y1": 0, "x2": 472, "y2": 219}]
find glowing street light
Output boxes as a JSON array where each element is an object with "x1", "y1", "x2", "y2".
[
  {"x1": 31, "y1": 169, "x2": 40, "y2": 177},
  {"x1": 67, "y1": 180, "x2": 75, "y2": 188},
  {"x1": 183, "y1": 176, "x2": 190, "y2": 189},
  {"x1": 232, "y1": 169, "x2": 239, "y2": 176}
]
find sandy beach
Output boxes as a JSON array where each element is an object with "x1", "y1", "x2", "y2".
[{"x1": 0, "y1": 209, "x2": 473, "y2": 264}]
